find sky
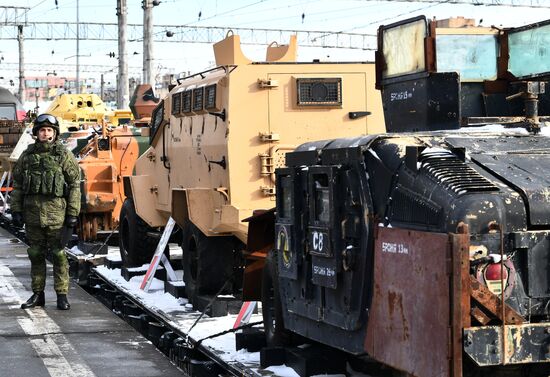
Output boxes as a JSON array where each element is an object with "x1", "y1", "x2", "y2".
[{"x1": 2, "y1": 0, "x2": 550, "y2": 91}]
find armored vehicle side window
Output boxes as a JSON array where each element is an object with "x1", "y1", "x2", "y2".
[
  {"x1": 382, "y1": 17, "x2": 427, "y2": 78},
  {"x1": 205, "y1": 84, "x2": 217, "y2": 110},
  {"x1": 296, "y1": 78, "x2": 342, "y2": 106},
  {"x1": 182, "y1": 90, "x2": 192, "y2": 114},
  {"x1": 279, "y1": 175, "x2": 293, "y2": 220},
  {"x1": 436, "y1": 34, "x2": 498, "y2": 81},
  {"x1": 150, "y1": 100, "x2": 164, "y2": 138},
  {"x1": 313, "y1": 174, "x2": 330, "y2": 223},
  {"x1": 193, "y1": 87, "x2": 204, "y2": 112},
  {"x1": 171, "y1": 92, "x2": 182, "y2": 116},
  {"x1": 508, "y1": 22, "x2": 550, "y2": 78}
]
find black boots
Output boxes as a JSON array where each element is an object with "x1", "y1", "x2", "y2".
[
  {"x1": 56, "y1": 294, "x2": 70, "y2": 310},
  {"x1": 21, "y1": 291, "x2": 45, "y2": 309},
  {"x1": 21, "y1": 292, "x2": 70, "y2": 310}
]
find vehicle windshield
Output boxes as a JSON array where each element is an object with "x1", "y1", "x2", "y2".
[
  {"x1": 509, "y1": 23, "x2": 550, "y2": 78},
  {"x1": 382, "y1": 18, "x2": 426, "y2": 78},
  {"x1": 436, "y1": 34, "x2": 498, "y2": 81},
  {"x1": 0, "y1": 104, "x2": 16, "y2": 120},
  {"x1": 382, "y1": 17, "x2": 550, "y2": 82}
]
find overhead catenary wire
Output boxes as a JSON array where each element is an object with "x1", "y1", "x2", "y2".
[
  {"x1": 312, "y1": 0, "x2": 448, "y2": 40},
  {"x1": 3, "y1": 0, "x2": 550, "y2": 89},
  {"x1": 0, "y1": 22, "x2": 377, "y2": 50},
  {"x1": 359, "y1": 0, "x2": 550, "y2": 7},
  {"x1": 177, "y1": 0, "x2": 269, "y2": 26}
]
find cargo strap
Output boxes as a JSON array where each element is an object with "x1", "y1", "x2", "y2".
[{"x1": 195, "y1": 321, "x2": 262, "y2": 348}]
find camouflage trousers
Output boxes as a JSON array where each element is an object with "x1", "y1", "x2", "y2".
[{"x1": 25, "y1": 225, "x2": 69, "y2": 294}]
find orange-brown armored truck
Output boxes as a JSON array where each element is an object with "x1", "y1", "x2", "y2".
[
  {"x1": 120, "y1": 33, "x2": 384, "y2": 302},
  {"x1": 73, "y1": 85, "x2": 156, "y2": 243},
  {"x1": 75, "y1": 124, "x2": 150, "y2": 242}
]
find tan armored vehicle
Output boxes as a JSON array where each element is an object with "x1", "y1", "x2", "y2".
[{"x1": 121, "y1": 33, "x2": 384, "y2": 300}]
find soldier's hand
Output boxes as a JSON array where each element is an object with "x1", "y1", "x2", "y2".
[
  {"x1": 12, "y1": 212, "x2": 24, "y2": 228},
  {"x1": 65, "y1": 216, "x2": 78, "y2": 228}
]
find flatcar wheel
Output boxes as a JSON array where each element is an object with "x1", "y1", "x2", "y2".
[{"x1": 261, "y1": 249, "x2": 292, "y2": 346}]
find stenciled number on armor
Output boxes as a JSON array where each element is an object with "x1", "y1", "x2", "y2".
[
  {"x1": 309, "y1": 229, "x2": 330, "y2": 256},
  {"x1": 312, "y1": 230, "x2": 324, "y2": 252}
]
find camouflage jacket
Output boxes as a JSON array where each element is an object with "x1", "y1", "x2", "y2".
[{"x1": 11, "y1": 141, "x2": 81, "y2": 227}]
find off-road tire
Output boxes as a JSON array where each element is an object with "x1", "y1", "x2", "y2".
[
  {"x1": 181, "y1": 223, "x2": 235, "y2": 302},
  {"x1": 261, "y1": 249, "x2": 292, "y2": 346},
  {"x1": 119, "y1": 198, "x2": 156, "y2": 267}
]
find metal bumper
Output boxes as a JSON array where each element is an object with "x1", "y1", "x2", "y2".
[{"x1": 464, "y1": 323, "x2": 550, "y2": 366}]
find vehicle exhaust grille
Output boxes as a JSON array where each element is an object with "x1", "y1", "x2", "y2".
[
  {"x1": 390, "y1": 185, "x2": 442, "y2": 226},
  {"x1": 419, "y1": 150, "x2": 499, "y2": 195}
]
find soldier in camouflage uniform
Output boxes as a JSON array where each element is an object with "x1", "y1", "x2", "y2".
[{"x1": 11, "y1": 113, "x2": 81, "y2": 310}]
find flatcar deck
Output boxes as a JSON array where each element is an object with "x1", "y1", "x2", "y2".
[
  {"x1": 92, "y1": 263, "x2": 266, "y2": 377},
  {"x1": 85, "y1": 253, "x2": 346, "y2": 377},
  {"x1": 0, "y1": 226, "x2": 184, "y2": 377}
]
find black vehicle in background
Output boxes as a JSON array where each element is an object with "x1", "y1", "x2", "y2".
[{"x1": 263, "y1": 16, "x2": 550, "y2": 377}]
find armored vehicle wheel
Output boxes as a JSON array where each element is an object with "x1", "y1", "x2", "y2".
[
  {"x1": 182, "y1": 223, "x2": 235, "y2": 301},
  {"x1": 261, "y1": 250, "x2": 292, "y2": 346},
  {"x1": 119, "y1": 198, "x2": 156, "y2": 267}
]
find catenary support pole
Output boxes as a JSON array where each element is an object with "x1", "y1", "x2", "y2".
[
  {"x1": 117, "y1": 0, "x2": 129, "y2": 109},
  {"x1": 143, "y1": 0, "x2": 154, "y2": 86},
  {"x1": 76, "y1": 0, "x2": 80, "y2": 93},
  {"x1": 17, "y1": 25, "x2": 25, "y2": 103},
  {"x1": 100, "y1": 73, "x2": 104, "y2": 101}
]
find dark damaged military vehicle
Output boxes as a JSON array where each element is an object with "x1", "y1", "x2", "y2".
[{"x1": 262, "y1": 16, "x2": 550, "y2": 377}]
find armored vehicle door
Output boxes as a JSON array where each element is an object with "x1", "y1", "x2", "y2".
[
  {"x1": 275, "y1": 149, "x2": 372, "y2": 336},
  {"x1": 267, "y1": 72, "x2": 373, "y2": 143}
]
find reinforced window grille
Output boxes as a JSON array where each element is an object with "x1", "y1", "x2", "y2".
[
  {"x1": 205, "y1": 84, "x2": 217, "y2": 110},
  {"x1": 193, "y1": 87, "x2": 204, "y2": 112},
  {"x1": 172, "y1": 92, "x2": 182, "y2": 115},
  {"x1": 296, "y1": 78, "x2": 342, "y2": 106},
  {"x1": 182, "y1": 90, "x2": 192, "y2": 113}
]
